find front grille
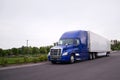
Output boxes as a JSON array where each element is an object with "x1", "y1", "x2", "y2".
[{"x1": 50, "y1": 49, "x2": 61, "y2": 59}]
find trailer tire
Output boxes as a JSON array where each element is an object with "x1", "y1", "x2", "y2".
[
  {"x1": 70, "y1": 54, "x2": 75, "y2": 64},
  {"x1": 106, "y1": 52, "x2": 110, "y2": 57}
]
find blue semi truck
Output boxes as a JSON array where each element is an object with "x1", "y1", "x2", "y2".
[{"x1": 48, "y1": 30, "x2": 111, "y2": 64}]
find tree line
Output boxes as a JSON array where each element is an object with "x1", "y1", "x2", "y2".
[
  {"x1": 0, "y1": 40, "x2": 120, "y2": 57},
  {"x1": 0, "y1": 46, "x2": 53, "y2": 57},
  {"x1": 111, "y1": 40, "x2": 120, "y2": 51}
]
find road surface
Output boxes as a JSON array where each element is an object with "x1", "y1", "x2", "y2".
[{"x1": 0, "y1": 51, "x2": 120, "y2": 80}]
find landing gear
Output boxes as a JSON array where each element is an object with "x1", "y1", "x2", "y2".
[
  {"x1": 89, "y1": 53, "x2": 93, "y2": 60},
  {"x1": 89, "y1": 53, "x2": 97, "y2": 60}
]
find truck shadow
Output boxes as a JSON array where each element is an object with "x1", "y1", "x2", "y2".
[{"x1": 49, "y1": 56, "x2": 110, "y2": 65}]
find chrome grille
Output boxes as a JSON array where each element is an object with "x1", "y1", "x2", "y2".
[{"x1": 50, "y1": 49, "x2": 61, "y2": 59}]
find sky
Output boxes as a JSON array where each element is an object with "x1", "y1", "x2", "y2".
[{"x1": 0, "y1": 0, "x2": 120, "y2": 49}]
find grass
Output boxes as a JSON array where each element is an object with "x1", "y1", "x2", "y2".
[{"x1": 0, "y1": 54, "x2": 48, "y2": 66}]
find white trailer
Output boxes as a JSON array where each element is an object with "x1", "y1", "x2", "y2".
[{"x1": 88, "y1": 31, "x2": 111, "y2": 58}]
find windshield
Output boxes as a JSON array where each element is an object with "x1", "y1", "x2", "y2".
[{"x1": 58, "y1": 39, "x2": 79, "y2": 45}]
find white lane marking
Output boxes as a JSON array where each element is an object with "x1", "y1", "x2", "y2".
[{"x1": 0, "y1": 62, "x2": 48, "y2": 71}]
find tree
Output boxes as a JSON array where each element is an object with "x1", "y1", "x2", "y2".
[
  {"x1": 0, "y1": 48, "x2": 3, "y2": 57},
  {"x1": 21, "y1": 46, "x2": 28, "y2": 55},
  {"x1": 28, "y1": 46, "x2": 33, "y2": 54},
  {"x1": 46, "y1": 46, "x2": 52, "y2": 53},
  {"x1": 11, "y1": 48, "x2": 19, "y2": 56},
  {"x1": 111, "y1": 40, "x2": 120, "y2": 50},
  {"x1": 0, "y1": 45, "x2": 53, "y2": 56},
  {"x1": 32, "y1": 47, "x2": 39, "y2": 54},
  {"x1": 39, "y1": 47, "x2": 47, "y2": 54}
]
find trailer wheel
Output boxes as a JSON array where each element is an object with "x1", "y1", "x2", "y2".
[
  {"x1": 70, "y1": 55, "x2": 75, "y2": 64},
  {"x1": 106, "y1": 52, "x2": 110, "y2": 57}
]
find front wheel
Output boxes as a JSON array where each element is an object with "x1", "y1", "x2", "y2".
[{"x1": 70, "y1": 55, "x2": 75, "y2": 64}]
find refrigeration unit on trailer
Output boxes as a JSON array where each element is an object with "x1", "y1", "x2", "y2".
[{"x1": 48, "y1": 30, "x2": 111, "y2": 64}]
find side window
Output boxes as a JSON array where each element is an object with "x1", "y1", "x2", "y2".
[
  {"x1": 74, "y1": 39, "x2": 80, "y2": 45},
  {"x1": 76, "y1": 39, "x2": 80, "y2": 45}
]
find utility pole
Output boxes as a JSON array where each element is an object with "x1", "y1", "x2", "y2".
[{"x1": 26, "y1": 40, "x2": 29, "y2": 47}]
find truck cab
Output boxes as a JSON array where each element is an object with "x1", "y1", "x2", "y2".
[{"x1": 48, "y1": 30, "x2": 89, "y2": 64}]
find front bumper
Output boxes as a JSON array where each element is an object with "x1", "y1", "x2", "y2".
[{"x1": 48, "y1": 55, "x2": 70, "y2": 62}]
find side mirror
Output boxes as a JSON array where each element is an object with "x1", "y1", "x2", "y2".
[{"x1": 54, "y1": 42, "x2": 58, "y2": 46}]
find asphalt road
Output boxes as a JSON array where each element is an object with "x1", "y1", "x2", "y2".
[{"x1": 0, "y1": 51, "x2": 120, "y2": 80}]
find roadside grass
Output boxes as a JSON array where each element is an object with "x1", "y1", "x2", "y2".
[{"x1": 0, "y1": 54, "x2": 48, "y2": 66}]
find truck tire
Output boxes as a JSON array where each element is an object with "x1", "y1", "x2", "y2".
[
  {"x1": 106, "y1": 52, "x2": 110, "y2": 57},
  {"x1": 70, "y1": 55, "x2": 75, "y2": 64}
]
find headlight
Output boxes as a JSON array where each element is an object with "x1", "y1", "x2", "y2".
[{"x1": 62, "y1": 52, "x2": 68, "y2": 56}]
